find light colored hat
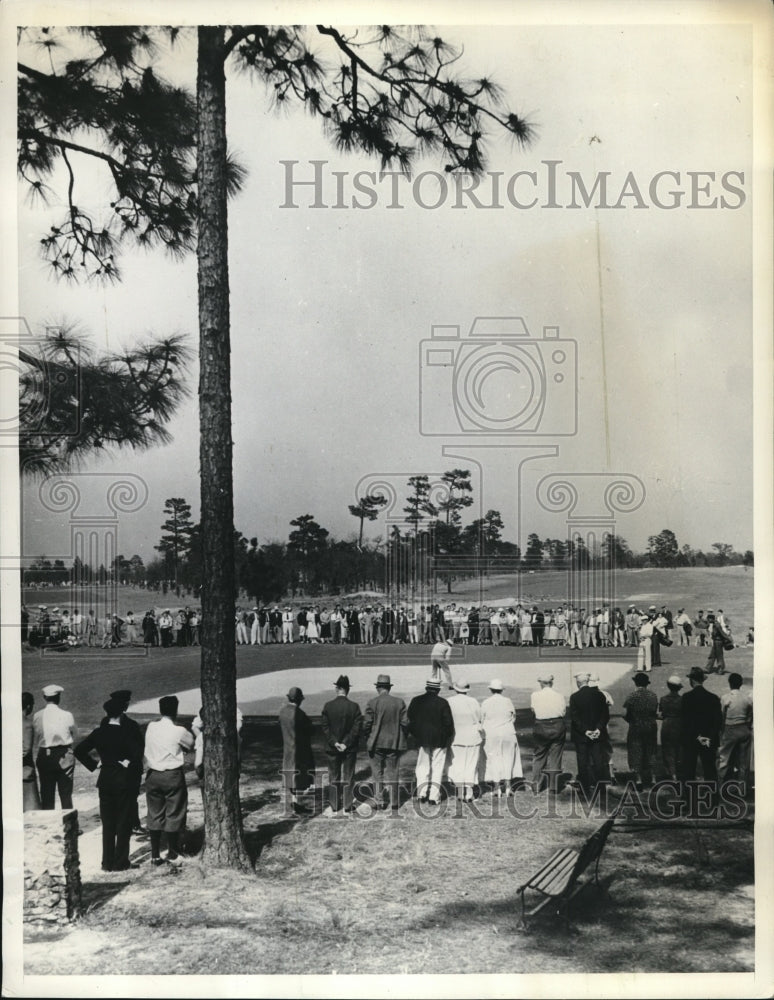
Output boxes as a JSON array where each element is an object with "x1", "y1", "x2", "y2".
[
  {"x1": 376, "y1": 674, "x2": 392, "y2": 687},
  {"x1": 667, "y1": 674, "x2": 683, "y2": 688},
  {"x1": 42, "y1": 684, "x2": 64, "y2": 697},
  {"x1": 538, "y1": 672, "x2": 554, "y2": 683},
  {"x1": 574, "y1": 671, "x2": 590, "y2": 681},
  {"x1": 587, "y1": 675, "x2": 600, "y2": 687},
  {"x1": 488, "y1": 678, "x2": 504, "y2": 691},
  {"x1": 52, "y1": 607, "x2": 60, "y2": 613},
  {"x1": 453, "y1": 680, "x2": 470, "y2": 693},
  {"x1": 425, "y1": 678, "x2": 441, "y2": 690}
]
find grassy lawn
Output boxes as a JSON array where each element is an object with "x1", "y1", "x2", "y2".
[{"x1": 19, "y1": 565, "x2": 756, "y2": 977}]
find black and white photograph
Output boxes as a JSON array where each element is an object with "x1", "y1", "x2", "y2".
[{"x1": 2, "y1": 1, "x2": 773, "y2": 996}]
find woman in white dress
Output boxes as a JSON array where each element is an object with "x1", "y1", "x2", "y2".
[
  {"x1": 519, "y1": 607, "x2": 533, "y2": 645},
  {"x1": 546, "y1": 610, "x2": 559, "y2": 645},
  {"x1": 481, "y1": 679, "x2": 523, "y2": 796},
  {"x1": 305, "y1": 607, "x2": 320, "y2": 643},
  {"x1": 448, "y1": 681, "x2": 483, "y2": 802}
]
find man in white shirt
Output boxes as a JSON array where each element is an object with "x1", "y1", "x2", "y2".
[
  {"x1": 430, "y1": 637, "x2": 455, "y2": 689},
  {"x1": 33, "y1": 683, "x2": 78, "y2": 809},
  {"x1": 529, "y1": 673, "x2": 566, "y2": 793},
  {"x1": 144, "y1": 695, "x2": 194, "y2": 867},
  {"x1": 281, "y1": 606, "x2": 294, "y2": 644}
]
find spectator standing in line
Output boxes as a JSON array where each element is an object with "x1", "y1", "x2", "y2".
[
  {"x1": 279, "y1": 686, "x2": 315, "y2": 813},
  {"x1": 481, "y1": 679, "x2": 522, "y2": 797},
  {"x1": 637, "y1": 614, "x2": 654, "y2": 672},
  {"x1": 718, "y1": 672, "x2": 753, "y2": 791},
  {"x1": 679, "y1": 666, "x2": 723, "y2": 787},
  {"x1": 109, "y1": 689, "x2": 146, "y2": 835},
  {"x1": 75, "y1": 696, "x2": 144, "y2": 871},
  {"x1": 623, "y1": 673, "x2": 659, "y2": 789},
  {"x1": 448, "y1": 681, "x2": 483, "y2": 803},
  {"x1": 143, "y1": 695, "x2": 194, "y2": 867},
  {"x1": 321, "y1": 675, "x2": 362, "y2": 817},
  {"x1": 33, "y1": 684, "x2": 77, "y2": 809},
  {"x1": 363, "y1": 674, "x2": 409, "y2": 812},
  {"x1": 529, "y1": 673, "x2": 566, "y2": 793},
  {"x1": 658, "y1": 675, "x2": 684, "y2": 782},
  {"x1": 569, "y1": 672, "x2": 609, "y2": 798},
  {"x1": 158, "y1": 609, "x2": 173, "y2": 648},
  {"x1": 407, "y1": 679, "x2": 454, "y2": 805}
]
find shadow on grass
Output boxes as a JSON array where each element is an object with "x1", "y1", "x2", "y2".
[
  {"x1": 81, "y1": 879, "x2": 132, "y2": 915},
  {"x1": 245, "y1": 819, "x2": 299, "y2": 864}
]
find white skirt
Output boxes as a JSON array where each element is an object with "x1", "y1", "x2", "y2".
[
  {"x1": 483, "y1": 731, "x2": 523, "y2": 782},
  {"x1": 449, "y1": 744, "x2": 481, "y2": 785}
]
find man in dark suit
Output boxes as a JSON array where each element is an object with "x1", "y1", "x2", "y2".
[
  {"x1": 680, "y1": 666, "x2": 723, "y2": 783},
  {"x1": 569, "y1": 671, "x2": 610, "y2": 796},
  {"x1": 407, "y1": 679, "x2": 455, "y2": 804},
  {"x1": 363, "y1": 674, "x2": 409, "y2": 812},
  {"x1": 75, "y1": 696, "x2": 145, "y2": 871},
  {"x1": 109, "y1": 689, "x2": 146, "y2": 835},
  {"x1": 321, "y1": 675, "x2": 362, "y2": 816}
]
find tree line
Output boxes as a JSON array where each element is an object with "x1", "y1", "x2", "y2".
[{"x1": 23, "y1": 499, "x2": 754, "y2": 597}]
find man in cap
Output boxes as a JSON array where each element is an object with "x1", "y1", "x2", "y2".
[
  {"x1": 279, "y1": 687, "x2": 315, "y2": 813},
  {"x1": 33, "y1": 684, "x2": 78, "y2": 809},
  {"x1": 623, "y1": 673, "x2": 658, "y2": 789},
  {"x1": 658, "y1": 675, "x2": 684, "y2": 781},
  {"x1": 569, "y1": 672, "x2": 610, "y2": 797},
  {"x1": 530, "y1": 673, "x2": 567, "y2": 793},
  {"x1": 109, "y1": 690, "x2": 146, "y2": 834},
  {"x1": 321, "y1": 675, "x2": 362, "y2": 816},
  {"x1": 430, "y1": 635, "x2": 455, "y2": 689},
  {"x1": 407, "y1": 679, "x2": 455, "y2": 805},
  {"x1": 679, "y1": 666, "x2": 723, "y2": 787},
  {"x1": 143, "y1": 696, "x2": 195, "y2": 866},
  {"x1": 637, "y1": 613, "x2": 654, "y2": 672},
  {"x1": 75, "y1": 696, "x2": 145, "y2": 871},
  {"x1": 363, "y1": 674, "x2": 409, "y2": 812},
  {"x1": 281, "y1": 606, "x2": 294, "y2": 644}
]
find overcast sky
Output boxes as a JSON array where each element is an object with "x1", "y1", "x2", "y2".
[{"x1": 16, "y1": 15, "x2": 756, "y2": 565}]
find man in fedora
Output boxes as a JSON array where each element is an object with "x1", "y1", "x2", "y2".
[
  {"x1": 529, "y1": 672, "x2": 566, "y2": 793},
  {"x1": 321, "y1": 675, "x2": 362, "y2": 816},
  {"x1": 33, "y1": 684, "x2": 78, "y2": 809},
  {"x1": 407, "y1": 679, "x2": 455, "y2": 805},
  {"x1": 569, "y1": 671, "x2": 609, "y2": 798},
  {"x1": 364, "y1": 674, "x2": 409, "y2": 812},
  {"x1": 680, "y1": 666, "x2": 723, "y2": 786},
  {"x1": 279, "y1": 686, "x2": 315, "y2": 813}
]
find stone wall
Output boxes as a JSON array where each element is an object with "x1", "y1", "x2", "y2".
[{"x1": 24, "y1": 809, "x2": 82, "y2": 925}]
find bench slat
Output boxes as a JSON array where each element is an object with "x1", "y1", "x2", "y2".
[{"x1": 524, "y1": 848, "x2": 578, "y2": 895}]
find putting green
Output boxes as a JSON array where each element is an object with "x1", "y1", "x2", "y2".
[{"x1": 130, "y1": 658, "x2": 634, "y2": 717}]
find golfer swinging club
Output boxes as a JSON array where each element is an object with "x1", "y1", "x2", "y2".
[{"x1": 430, "y1": 635, "x2": 455, "y2": 689}]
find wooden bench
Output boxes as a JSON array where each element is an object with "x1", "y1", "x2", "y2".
[{"x1": 517, "y1": 818, "x2": 615, "y2": 930}]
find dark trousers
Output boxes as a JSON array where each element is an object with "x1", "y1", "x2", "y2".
[
  {"x1": 99, "y1": 783, "x2": 134, "y2": 869},
  {"x1": 37, "y1": 746, "x2": 74, "y2": 809},
  {"x1": 680, "y1": 742, "x2": 718, "y2": 782},
  {"x1": 532, "y1": 720, "x2": 566, "y2": 790},
  {"x1": 660, "y1": 719, "x2": 682, "y2": 779},
  {"x1": 706, "y1": 640, "x2": 726, "y2": 673},
  {"x1": 326, "y1": 751, "x2": 356, "y2": 812},
  {"x1": 627, "y1": 726, "x2": 657, "y2": 783},
  {"x1": 574, "y1": 737, "x2": 608, "y2": 794},
  {"x1": 370, "y1": 749, "x2": 401, "y2": 809}
]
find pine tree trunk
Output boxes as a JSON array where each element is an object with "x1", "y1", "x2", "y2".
[{"x1": 196, "y1": 26, "x2": 250, "y2": 870}]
